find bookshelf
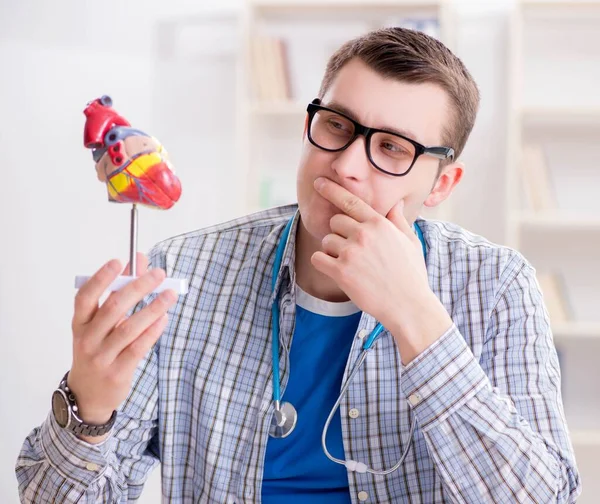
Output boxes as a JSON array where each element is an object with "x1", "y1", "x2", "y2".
[
  {"x1": 514, "y1": 212, "x2": 600, "y2": 231},
  {"x1": 553, "y1": 322, "x2": 600, "y2": 340},
  {"x1": 250, "y1": 101, "x2": 306, "y2": 116},
  {"x1": 571, "y1": 430, "x2": 600, "y2": 447},
  {"x1": 507, "y1": 1, "x2": 600, "y2": 501},
  {"x1": 250, "y1": 0, "x2": 444, "y2": 7},
  {"x1": 237, "y1": 0, "x2": 456, "y2": 218},
  {"x1": 521, "y1": 107, "x2": 600, "y2": 127}
]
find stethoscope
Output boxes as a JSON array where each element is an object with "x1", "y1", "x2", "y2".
[{"x1": 268, "y1": 215, "x2": 428, "y2": 476}]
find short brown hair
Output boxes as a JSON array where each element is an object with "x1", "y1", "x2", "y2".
[{"x1": 319, "y1": 27, "x2": 480, "y2": 162}]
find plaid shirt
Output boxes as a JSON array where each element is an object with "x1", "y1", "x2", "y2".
[{"x1": 17, "y1": 204, "x2": 581, "y2": 503}]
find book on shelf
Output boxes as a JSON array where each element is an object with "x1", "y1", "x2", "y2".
[
  {"x1": 250, "y1": 35, "x2": 292, "y2": 103},
  {"x1": 520, "y1": 143, "x2": 557, "y2": 213},
  {"x1": 537, "y1": 272, "x2": 571, "y2": 325}
]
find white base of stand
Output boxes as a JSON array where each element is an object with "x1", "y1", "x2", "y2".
[{"x1": 75, "y1": 275, "x2": 189, "y2": 295}]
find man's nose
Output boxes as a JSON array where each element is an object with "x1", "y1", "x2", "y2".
[{"x1": 331, "y1": 135, "x2": 371, "y2": 181}]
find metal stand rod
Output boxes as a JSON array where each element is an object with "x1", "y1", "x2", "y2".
[{"x1": 129, "y1": 204, "x2": 138, "y2": 277}]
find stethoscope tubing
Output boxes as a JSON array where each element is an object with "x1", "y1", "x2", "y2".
[
  {"x1": 270, "y1": 214, "x2": 426, "y2": 474},
  {"x1": 321, "y1": 347, "x2": 418, "y2": 475},
  {"x1": 271, "y1": 217, "x2": 294, "y2": 403}
]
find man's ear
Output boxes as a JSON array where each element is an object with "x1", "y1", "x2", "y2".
[{"x1": 423, "y1": 161, "x2": 464, "y2": 208}]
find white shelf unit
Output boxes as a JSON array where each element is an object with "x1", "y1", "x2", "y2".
[
  {"x1": 250, "y1": 101, "x2": 306, "y2": 116},
  {"x1": 237, "y1": 0, "x2": 456, "y2": 220},
  {"x1": 571, "y1": 429, "x2": 600, "y2": 447},
  {"x1": 521, "y1": 107, "x2": 600, "y2": 127},
  {"x1": 249, "y1": 0, "x2": 444, "y2": 7},
  {"x1": 513, "y1": 211, "x2": 600, "y2": 231},
  {"x1": 507, "y1": 2, "x2": 600, "y2": 501},
  {"x1": 553, "y1": 322, "x2": 600, "y2": 340}
]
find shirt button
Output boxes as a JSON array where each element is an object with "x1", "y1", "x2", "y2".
[
  {"x1": 357, "y1": 329, "x2": 369, "y2": 340},
  {"x1": 85, "y1": 462, "x2": 99, "y2": 471},
  {"x1": 348, "y1": 408, "x2": 360, "y2": 419},
  {"x1": 358, "y1": 490, "x2": 369, "y2": 501},
  {"x1": 408, "y1": 393, "x2": 422, "y2": 406}
]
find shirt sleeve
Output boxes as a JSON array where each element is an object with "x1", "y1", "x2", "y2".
[
  {"x1": 16, "y1": 352, "x2": 159, "y2": 503},
  {"x1": 400, "y1": 258, "x2": 582, "y2": 503},
  {"x1": 16, "y1": 250, "x2": 167, "y2": 503}
]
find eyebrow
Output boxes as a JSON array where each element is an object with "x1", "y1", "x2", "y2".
[{"x1": 323, "y1": 100, "x2": 422, "y2": 144}]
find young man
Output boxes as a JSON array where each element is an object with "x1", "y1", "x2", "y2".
[{"x1": 17, "y1": 28, "x2": 581, "y2": 503}]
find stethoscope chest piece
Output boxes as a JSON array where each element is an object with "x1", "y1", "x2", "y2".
[{"x1": 269, "y1": 401, "x2": 298, "y2": 438}]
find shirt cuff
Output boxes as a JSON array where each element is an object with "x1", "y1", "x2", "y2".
[
  {"x1": 40, "y1": 412, "x2": 115, "y2": 486},
  {"x1": 401, "y1": 324, "x2": 489, "y2": 431}
]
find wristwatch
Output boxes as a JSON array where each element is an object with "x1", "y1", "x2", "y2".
[{"x1": 51, "y1": 372, "x2": 117, "y2": 437}]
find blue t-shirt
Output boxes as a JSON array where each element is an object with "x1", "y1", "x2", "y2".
[{"x1": 262, "y1": 284, "x2": 362, "y2": 503}]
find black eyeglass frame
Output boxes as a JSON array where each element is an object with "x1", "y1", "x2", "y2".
[{"x1": 306, "y1": 98, "x2": 455, "y2": 177}]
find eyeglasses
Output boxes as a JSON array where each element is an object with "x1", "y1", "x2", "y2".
[{"x1": 306, "y1": 98, "x2": 454, "y2": 177}]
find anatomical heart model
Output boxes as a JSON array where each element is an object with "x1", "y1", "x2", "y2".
[
  {"x1": 74, "y1": 95, "x2": 188, "y2": 294},
  {"x1": 84, "y1": 95, "x2": 181, "y2": 209}
]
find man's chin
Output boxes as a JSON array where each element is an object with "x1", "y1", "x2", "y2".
[
  {"x1": 312, "y1": 214, "x2": 338, "y2": 242},
  {"x1": 299, "y1": 192, "x2": 340, "y2": 230},
  {"x1": 298, "y1": 212, "x2": 327, "y2": 242}
]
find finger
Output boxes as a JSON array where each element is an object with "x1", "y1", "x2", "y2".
[
  {"x1": 314, "y1": 177, "x2": 377, "y2": 223},
  {"x1": 116, "y1": 313, "x2": 170, "y2": 371},
  {"x1": 73, "y1": 259, "x2": 123, "y2": 327},
  {"x1": 386, "y1": 199, "x2": 418, "y2": 241},
  {"x1": 102, "y1": 289, "x2": 177, "y2": 362},
  {"x1": 311, "y1": 250, "x2": 339, "y2": 280},
  {"x1": 105, "y1": 252, "x2": 150, "y2": 329},
  {"x1": 122, "y1": 253, "x2": 149, "y2": 277},
  {"x1": 104, "y1": 253, "x2": 151, "y2": 330},
  {"x1": 86, "y1": 268, "x2": 167, "y2": 347},
  {"x1": 329, "y1": 213, "x2": 359, "y2": 239},
  {"x1": 321, "y1": 233, "x2": 346, "y2": 258}
]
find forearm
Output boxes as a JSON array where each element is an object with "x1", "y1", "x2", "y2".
[
  {"x1": 386, "y1": 291, "x2": 453, "y2": 365},
  {"x1": 401, "y1": 327, "x2": 580, "y2": 503}
]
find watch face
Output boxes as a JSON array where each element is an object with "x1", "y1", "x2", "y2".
[{"x1": 52, "y1": 390, "x2": 70, "y2": 428}]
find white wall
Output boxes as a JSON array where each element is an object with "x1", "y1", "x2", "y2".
[{"x1": 0, "y1": 1, "x2": 515, "y2": 502}]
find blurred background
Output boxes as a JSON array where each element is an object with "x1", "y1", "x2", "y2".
[{"x1": 1, "y1": 0, "x2": 599, "y2": 502}]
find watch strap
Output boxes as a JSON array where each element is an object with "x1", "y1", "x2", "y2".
[
  {"x1": 56, "y1": 372, "x2": 117, "y2": 437},
  {"x1": 69, "y1": 410, "x2": 117, "y2": 437}
]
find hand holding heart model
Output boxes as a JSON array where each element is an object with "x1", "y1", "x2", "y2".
[{"x1": 83, "y1": 95, "x2": 182, "y2": 209}]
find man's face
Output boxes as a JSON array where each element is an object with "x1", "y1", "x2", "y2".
[{"x1": 297, "y1": 58, "x2": 460, "y2": 242}]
